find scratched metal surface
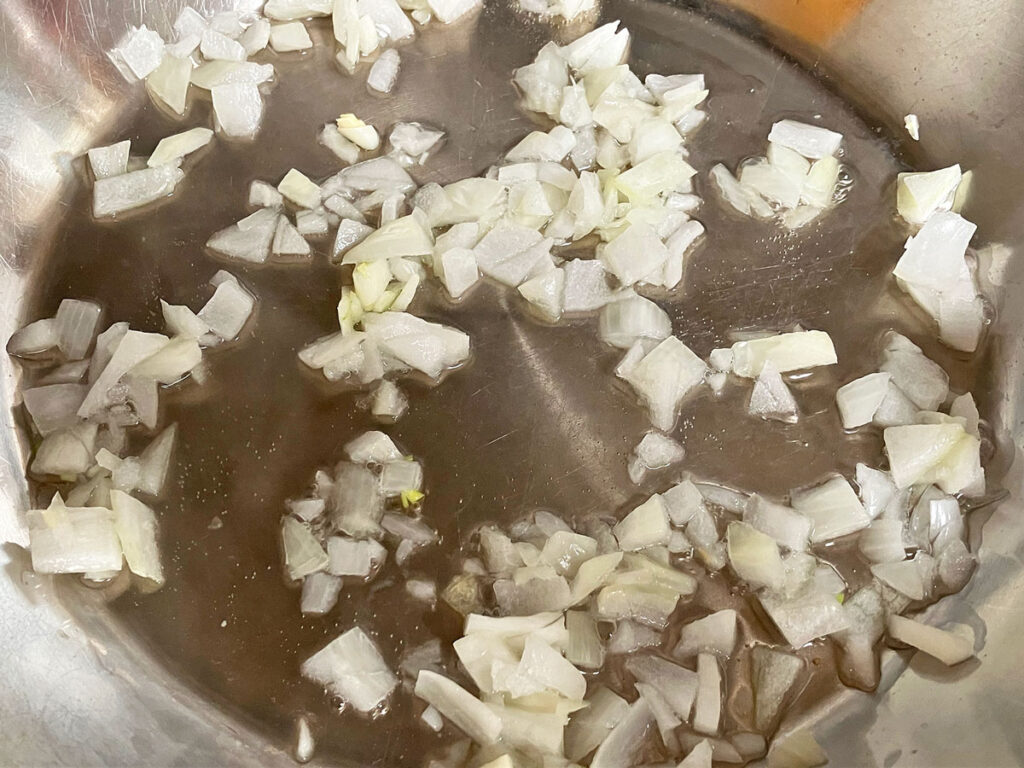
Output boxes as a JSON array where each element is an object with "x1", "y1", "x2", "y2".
[{"x1": 2, "y1": 0, "x2": 1024, "y2": 766}]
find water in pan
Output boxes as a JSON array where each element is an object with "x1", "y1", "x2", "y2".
[{"x1": 22, "y1": 1, "x2": 995, "y2": 765}]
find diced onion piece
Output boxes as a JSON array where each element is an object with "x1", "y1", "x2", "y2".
[
  {"x1": 367, "y1": 48, "x2": 401, "y2": 93},
  {"x1": 344, "y1": 430, "x2": 403, "y2": 464},
  {"x1": 569, "y1": 551, "x2": 622, "y2": 604},
  {"x1": 599, "y1": 296, "x2": 672, "y2": 351},
  {"x1": 727, "y1": 522, "x2": 785, "y2": 590},
  {"x1": 191, "y1": 61, "x2": 275, "y2": 90},
  {"x1": 743, "y1": 495, "x2": 812, "y2": 552},
  {"x1": 731, "y1": 330, "x2": 837, "y2": 377},
  {"x1": 711, "y1": 163, "x2": 773, "y2": 218},
  {"x1": 566, "y1": 610, "x2": 604, "y2": 669},
  {"x1": 54, "y1": 299, "x2": 102, "y2": 360},
  {"x1": 131, "y1": 336, "x2": 202, "y2": 383},
  {"x1": 613, "y1": 495, "x2": 670, "y2": 551},
  {"x1": 739, "y1": 159, "x2": 802, "y2": 209},
  {"x1": 904, "y1": 113, "x2": 920, "y2": 140},
  {"x1": 201, "y1": 28, "x2": 246, "y2": 61},
  {"x1": 371, "y1": 380, "x2": 408, "y2": 420},
  {"x1": 28, "y1": 498, "x2": 122, "y2": 574},
  {"x1": 425, "y1": 0, "x2": 482, "y2": 23},
  {"x1": 362, "y1": 312, "x2": 470, "y2": 379},
  {"x1": 289, "y1": 498, "x2": 326, "y2": 523},
  {"x1": 750, "y1": 645, "x2": 803, "y2": 731},
  {"x1": 836, "y1": 372, "x2": 890, "y2": 429},
  {"x1": 269, "y1": 21, "x2": 313, "y2": 52},
  {"x1": 88, "y1": 141, "x2": 131, "y2": 179},
  {"x1": 627, "y1": 431, "x2": 685, "y2": 485},
  {"x1": 761, "y1": 588, "x2": 850, "y2": 648},
  {"x1": 302, "y1": 627, "x2": 398, "y2": 713},
  {"x1": 111, "y1": 25, "x2": 165, "y2": 80},
  {"x1": 282, "y1": 517, "x2": 329, "y2": 579},
  {"x1": 320, "y1": 124, "x2": 362, "y2": 164},
  {"x1": 337, "y1": 113, "x2": 381, "y2": 151},
  {"x1": 766, "y1": 729, "x2": 828, "y2": 768},
  {"x1": 675, "y1": 609, "x2": 737, "y2": 659},
  {"x1": 212, "y1": 83, "x2": 264, "y2": 139},
  {"x1": 198, "y1": 272, "x2": 255, "y2": 341},
  {"x1": 272, "y1": 217, "x2": 312, "y2": 259},
  {"x1": 590, "y1": 698, "x2": 654, "y2": 768},
  {"x1": 679, "y1": 740, "x2": 714, "y2": 768},
  {"x1": 565, "y1": 686, "x2": 630, "y2": 762},
  {"x1": 79, "y1": 330, "x2": 169, "y2": 418},
  {"x1": 791, "y1": 475, "x2": 870, "y2": 543},
  {"x1": 160, "y1": 301, "x2": 209, "y2": 340},
  {"x1": 614, "y1": 151, "x2": 696, "y2": 204},
  {"x1": 767, "y1": 120, "x2": 842, "y2": 159},
  {"x1": 146, "y1": 53, "x2": 193, "y2": 116},
  {"x1": 883, "y1": 423, "x2": 981, "y2": 494},
  {"x1": 278, "y1": 168, "x2": 322, "y2": 209},
  {"x1": 22, "y1": 383, "x2": 87, "y2": 435},
  {"x1": 93, "y1": 164, "x2": 185, "y2": 218},
  {"x1": 618, "y1": 336, "x2": 707, "y2": 431},
  {"x1": 518, "y1": 267, "x2": 564, "y2": 321},
  {"x1": 7, "y1": 318, "x2": 59, "y2": 358},
  {"x1": 693, "y1": 652, "x2": 722, "y2": 735},
  {"x1": 888, "y1": 615, "x2": 975, "y2": 666},
  {"x1": 110, "y1": 490, "x2": 163, "y2": 586},
  {"x1": 892, "y1": 211, "x2": 975, "y2": 301},
  {"x1": 474, "y1": 224, "x2": 553, "y2": 287},
  {"x1": 240, "y1": 18, "x2": 272, "y2": 55},
  {"x1": 343, "y1": 212, "x2": 433, "y2": 264},
  {"x1": 859, "y1": 519, "x2": 907, "y2": 563},
  {"x1": 414, "y1": 670, "x2": 501, "y2": 744},
  {"x1": 896, "y1": 165, "x2": 961, "y2": 225},
  {"x1": 748, "y1": 361, "x2": 798, "y2": 423},
  {"x1": 327, "y1": 536, "x2": 387, "y2": 577},
  {"x1": 207, "y1": 208, "x2": 279, "y2": 263},
  {"x1": 801, "y1": 156, "x2": 840, "y2": 209}
]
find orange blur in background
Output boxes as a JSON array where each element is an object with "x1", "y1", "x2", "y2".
[{"x1": 725, "y1": 0, "x2": 870, "y2": 44}]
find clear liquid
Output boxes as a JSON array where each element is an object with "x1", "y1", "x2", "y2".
[{"x1": 22, "y1": 1, "x2": 1000, "y2": 765}]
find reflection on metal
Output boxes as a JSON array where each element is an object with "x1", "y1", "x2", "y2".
[{"x1": 1, "y1": 0, "x2": 1023, "y2": 766}]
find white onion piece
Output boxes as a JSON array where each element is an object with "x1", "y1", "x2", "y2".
[
  {"x1": 272, "y1": 217, "x2": 312, "y2": 259},
  {"x1": 618, "y1": 336, "x2": 707, "y2": 431},
  {"x1": 599, "y1": 295, "x2": 671, "y2": 350},
  {"x1": 327, "y1": 536, "x2": 387, "y2": 578},
  {"x1": 148, "y1": 128, "x2": 213, "y2": 167},
  {"x1": 569, "y1": 551, "x2": 622, "y2": 604},
  {"x1": 282, "y1": 517, "x2": 329, "y2": 579},
  {"x1": 565, "y1": 686, "x2": 630, "y2": 762},
  {"x1": 135, "y1": 424, "x2": 177, "y2": 497},
  {"x1": 473, "y1": 223, "x2": 552, "y2": 287},
  {"x1": 766, "y1": 729, "x2": 828, "y2": 768},
  {"x1": 269, "y1": 21, "x2": 313, "y2": 52},
  {"x1": 320, "y1": 124, "x2": 362, "y2": 165},
  {"x1": 710, "y1": 163, "x2": 772, "y2": 217},
  {"x1": 678, "y1": 740, "x2": 714, "y2": 768},
  {"x1": 565, "y1": 610, "x2": 604, "y2": 669},
  {"x1": 749, "y1": 645, "x2": 803, "y2": 732},
  {"x1": 692, "y1": 652, "x2": 721, "y2": 735},
  {"x1": 88, "y1": 141, "x2": 131, "y2": 179},
  {"x1": 562, "y1": 259, "x2": 619, "y2": 312},
  {"x1": 887, "y1": 615, "x2": 974, "y2": 666},
  {"x1": 731, "y1": 330, "x2": 836, "y2": 378},
  {"x1": 28, "y1": 498, "x2": 122, "y2": 574},
  {"x1": 859, "y1": 519, "x2": 907, "y2": 563},
  {"x1": 590, "y1": 698, "x2": 654, "y2": 768},
  {"x1": 872, "y1": 380, "x2": 919, "y2": 427},
  {"x1": 7, "y1": 318, "x2": 60, "y2": 358},
  {"x1": 212, "y1": 83, "x2": 263, "y2": 139},
  {"x1": 278, "y1": 169, "x2": 322, "y2": 209},
  {"x1": 110, "y1": 490, "x2": 163, "y2": 586},
  {"x1": 614, "y1": 151, "x2": 696, "y2": 204},
  {"x1": 53, "y1": 299, "x2": 100, "y2": 361},
  {"x1": 559, "y1": 22, "x2": 629, "y2": 75},
  {"x1": 93, "y1": 164, "x2": 184, "y2": 218},
  {"x1": 896, "y1": 165, "x2": 961, "y2": 225},
  {"x1": 791, "y1": 475, "x2": 870, "y2": 543},
  {"x1": 893, "y1": 210, "x2": 975, "y2": 298},
  {"x1": 207, "y1": 208, "x2": 279, "y2": 263},
  {"x1": 743, "y1": 495, "x2": 812, "y2": 552},
  {"x1": 248, "y1": 180, "x2": 283, "y2": 210},
  {"x1": 343, "y1": 213, "x2": 433, "y2": 264},
  {"x1": 201, "y1": 28, "x2": 246, "y2": 61},
  {"x1": 344, "y1": 430, "x2": 402, "y2": 465},
  {"x1": 836, "y1": 372, "x2": 890, "y2": 429},
  {"x1": 336, "y1": 114, "x2": 381, "y2": 151},
  {"x1": 303, "y1": 627, "x2": 398, "y2": 713},
  {"x1": 239, "y1": 18, "x2": 271, "y2": 55},
  {"x1": 627, "y1": 431, "x2": 685, "y2": 485},
  {"x1": 748, "y1": 361, "x2": 798, "y2": 423},
  {"x1": 613, "y1": 495, "x2": 670, "y2": 551},
  {"x1": 727, "y1": 522, "x2": 785, "y2": 590},
  {"x1": 370, "y1": 380, "x2": 408, "y2": 420},
  {"x1": 414, "y1": 670, "x2": 501, "y2": 744},
  {"x1": 367, "y1": 48, "x2": 401, "y2": 93},
  {"x1": 79, "y1": 330, "x2": 169, "y2": 419},
  {"x1": 198, "y1": 272, "x2": 255, "y2": 341},
  {"x1": 131, "y1": 336, "x2": 202, "y2": 383},
  {"x1": 288, "y1": 498, "x2": 326, "y2": 523},
  {"x1": 110, "y1": 25, "x2": 165, "y2": 80},
  {"x1": 192, "y1": 61, "x2": 275, "y2": 90},
  {"x1": 22, "y1": 383, "x2": 87, "y2": 435},
  {"x1": 767, "y1": 120, "x2": 842, "y2": 159},
  {"x1": 870, "y1": 559, "x2": 926, "y2": 600},
  {"x1": 518, "y1": 267, "x2": 564, "y2": 321},
  {"x1": 674, "y1": 610, "x2": 737, "y2": 660},
  {"x1": 884, "y1": 423, "x2": 981, "y2": 493},
  {"x1": 739, "y1": 159, "x2": 802, "y2": 209},
  {"x1": 761, "y1": 589, "x2": 850, "y2": 648},
  {"x1": 606, "y1": 619, "x2": 661, "y2": 655}
]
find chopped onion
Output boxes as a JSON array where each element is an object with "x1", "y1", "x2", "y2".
[
  {"x1": 565, "y1": 610, "x2": 604, "y2": 669},
  {"x1": 269, "y1": 21, "x2": 313, "y2": 52},
  {"x1": 367, "y1": 48, "x2": 401, "y2": 93},
  {"x1": 613, "y1": 495, "x2": 670, "y2": 551},
  {"x1": 22, "y1": 383, "x2": 87, "y2": 436},
  {"x1": 562, "y1": 259, "x2": 619, "y2": 312},
  {"x1": 148, "y1": 128, "x2": 213, "y2": 168},
  {"x1": 191, "y1": 61, "x2": 274, "y2": 89},
  {"x1": 767, "y1": 120, "x2": 842, "y2": 159},
  {"x1": 727, "y1": 522, "x2": 785, "y2": 590},
  {"x1": 302, "y1": 626, "x2": 398, "y2": 713},
  {"x1": 618, "y1": 336, "x2": 707, "y2": 430},
  {"x1": 93, "y1": 164, "x2": 185, "y2": 218},
  {"x1": 590, "y1": 698, "x2": 654, "y2": 768},
  {"x1": 750, "y1": 645, "x2": 803, "y2": 731},
  {"x1": 859, "y1": 519, "x2": 907, "y2": 563},
  {"x1": 693, "y1": 652, "x2": 722, "y2": 735},
  {"x1": 883, "y1": 423, "x2": 981, "y2": 493},
  {"x1": 207, "y1": 208, "x2": 279, "y2": 263},
  {"x1": 88, "y1": 140, "x2": 131, "y2": 180},
  {"x1": 760, "y1": 589, "x2": 850, "y2": 648},
  {"x1": 598, "y1": 295, "x2": 671, "y2": 349},
  {"x1": 111, "y1": 490, "x2": 164, "y2": 586},
  {"x1": 627, "y1": 431, "x2": 685, "y2": 485},
  {"x1": 414, "y1": 670, "x2": 501, "y2": 744},
  {"x1": 748, "y1": 361, "x2": 799, "y2": 423},
  {"x1": 835, "y1": 372, "x2": 890, "y2": 429},
  {"x1": 272, "y1": 217, "x2": 312, "y2": 259},
  {"x1": 79, "y1": 330, "x2": 169, "y2": 419},
  {"x1": 362, "y1": 312, "x2": 470, "y2": 379},
  {"x1": 518, "y1": 267, "x2": 564, "y2": 321},
  {"x1": 278, "y1": 168, "x2": 322, "y2": 209},
  {"x1": 282, "y1": 516, "x2": 329, "y2": 579},
  {"x1": 198, "y1": 272, "x2": 255, "y2": 340},
  {"x1": 896, "y1": 165, "x2": 961, "y2": 225},
  {"x1": 606, "y1": 619, "x2": 661, "y2": 655},
  {"x1": 474, "y1": 223, "x2": 553, "y2": 287},
  {"x1": 569, "y1": 551, "x2": 622, "y2": 604},
  {"x1": 211, "y1": 83, "x2": 263, "y2": 139},
  {"x1": 887, "y1": 615, "x2": 974, "y2": 666},
  {"x1": 565, "y1": 686, "x2": 630, "y2": 762},
  {"x1": 678, "y1": 739, "x2": 714, "y2": 768},
  {"x1": 327, "y1": 536, "x2": 387, "y2": 578},
  {"x1": 136, "y1": 424, "x2": 177, "y2": 496},
  {"x1": 7, "y1": 318, "x2": 59, "y2": 357},
  {"x1": 790, "y1": 475, "x2": 870, "y2": 543},
  {"x1": 346, "y1": 430, "x2": 402, "y2": 464},
  {"x1": 743, "y1": 495, "x2": 811, "y2": 552},
  {"x1": 675, "y1": 610, "x2": 738, "y2": 659},
  {"x1": 201, "y1": 27, "x2": 247, "y2": 61},
  {"x1": 28, "y1": 498, "x2": 122, "y2": 574},
  {"x1": 731, "y1": 330, "x2": 836, "y2": 377},
  {"x1": 371, "y1": 380, "x2": 408, "y2": 420},
  {"x1": 110, "y1": 25, "x2": 165, "y2": 80},
  {"x1": 337, "y1": 114, "x2": 381, "y2": 151},
  {"x1": 289, "y1": 498, "x2": 326, "y2": 523},
  {"x1": 343, "y1": 212, "x2": 433, "y2": 264},
  {"x1": 766, "y1": 729, "x2": 828, "y2": 768}
]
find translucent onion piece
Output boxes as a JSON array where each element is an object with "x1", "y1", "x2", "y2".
[
  {"x1": 22, "y1": 383, "x2": 87, "y2": 436},
  {"x1": 731, "y1": 330, "x2": 836, "y2": 378},
  {"x1": 212, "y1": 83, "x2": 264, "y2": 139},
  {"x1": 613, "y1": 494, "x2": 670, "y2": 551},
  {"x1": 626, "y1": 654, "x2": 699, "y2": 721},
  {"x1": 367, "y1": 48, "x2": 401, "y2": 93},
  {"x1": 727, "y1": 522, "x2": 785, "y2": 590},
  {"x1": 414, "y1": 670, "x2": 502, "y2": 744},
  {"x1": 766, "y1": 729, "x2": 828, "y2": 768},
  {"x1": 282, "y1": 517, "x2": 329, "y2": 580},
  {"x1": 750, "y1": 645, "x2": 803, "y2": 731},
  {"x1": 896, "y1": 165, "x2": 961, "y2": 225},
  {"x1": 269, "y1": 21, "x2": 313, "y2": 52},
  {"x1": 760, "y1": 589, "x2": 850, "y2": 648},
  {"x1": 675, "y1": 609, "x2": 738, "y2": 659},
  {"x1": 198, "y1": 272, "x2": 255, "y2": 341},
  {"x1": 835, "y1": 372, "x2": 890, "y2": 429},
  {"x1": 565, "y1": 686, "x2": 630, "y2": 762},
  {"x1": 88, "y1": 140, "x2": 131, "y2": 180},
  {"x1": 111, "y1": 490, "x2": 164, "y2": 586},
  {"x1": 748, "y1": 361, "x2": 799, "y2": 423},
  {"x1": 693, "y1": 652, "x2": 722, "y2": 735},
  {"x1": 791, "y1": 475, "x2": 870, "y2": 543},
  {"x1": 302, "y1": 627, "x2": 398, "y2": 713},
  {"x1": 618, "y1": 336, "x2": 707, "y2": 431},
  {"x1": 93, "y1": 164, "x2": 185, "y2": 218},
  {"x1": 767, "y1": 120, "x2": 842, "y2": 159},
  {"x1": 28, "y1": 499, "x2": 122, "y2": 574},
  {"x1": 590, "y1": 698, "x2": 654, "y2": 768}
]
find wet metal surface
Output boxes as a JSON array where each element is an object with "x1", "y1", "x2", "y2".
[{"x1": 2, "y1": 0, "x2": 1024, "y2": 766}]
